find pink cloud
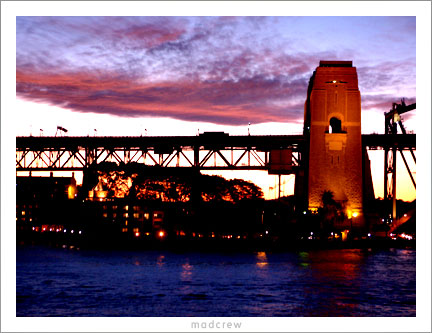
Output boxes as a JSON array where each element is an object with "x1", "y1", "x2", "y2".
[{"x1": 16, "y1": 68, "x2": 305, "y2": 125}]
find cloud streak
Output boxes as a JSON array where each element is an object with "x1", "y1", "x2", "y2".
[{"x1": 16, "y1": 68, "x2": 307, "y2": 125}]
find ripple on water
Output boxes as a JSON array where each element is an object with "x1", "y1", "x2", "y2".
[{"x1": 16, "y1": 246, "x2": 416, "y2": 317}]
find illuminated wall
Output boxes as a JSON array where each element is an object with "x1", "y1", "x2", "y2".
[{"x1": 306, "y1": 61, "x2": 364, "y2": 228}]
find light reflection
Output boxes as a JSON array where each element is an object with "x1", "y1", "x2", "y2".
[
  {"x1": 306, "y1": 250, "x2": 363, "y2": 281},
  {"x1": 298, "y1": 251, "x2": 309, "y2": 259},
  {"x1": 181, "y1": 262, "x2": 193, "y2": 280},
  {"x1": 256, "y1": 251, "x2": 268, "y2": 268},
  {"x1": 298, "y1": 252, "x2": 310, "y2": 268},
  {"x1": 299, "y1": 249, "x2": 366, "y2": 316},
  {"x1": 157, "y1": 255, "x2": 165, "y2": 267}
]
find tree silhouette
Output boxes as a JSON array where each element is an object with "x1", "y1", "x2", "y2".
[
  {"x1": 322, "y1": 190, "x2": 335, "y2": 206},
  {"x1": 133, "y1": 175, "x2": 192, "y2": 202},
  {"x1": 93, "y1": 169, "x2": 263, "y2": 203},
  {"x1": 320, "y1": 190, "x2": 345, "y2": 230},
  {"x1": 228, "y1": 178, "x2": 263, "y2": 201}
]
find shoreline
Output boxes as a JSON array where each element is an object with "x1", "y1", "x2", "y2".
[{"x1": 17, "y1": 232, "x2": 415, "y2": 253}]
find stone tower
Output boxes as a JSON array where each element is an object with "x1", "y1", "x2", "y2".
[{"x1": 304, "y1": 61, "x2": 364, "y2": 228}]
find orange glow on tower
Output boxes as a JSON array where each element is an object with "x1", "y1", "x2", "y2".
[{"x1": 305, "y1": 61, "x2": 364, "y2": 228}]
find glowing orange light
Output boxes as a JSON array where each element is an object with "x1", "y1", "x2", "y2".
[
  {"x1": 135, "y1": 232, "x2": 140, "y2": 237},
  {"x1": 68, "y1": 185, "x2": 75, "y2": 199},
  {"x1": 95, "y1": 190, "x2": 108, "y2": 199},
  {"x1": 158, "y1": 231, "x2": 165, "y2": 238}
]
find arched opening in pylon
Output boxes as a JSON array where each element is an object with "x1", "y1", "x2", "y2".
[{"x1": 329, "y1": 117, "x2": 342, "y2": 133}]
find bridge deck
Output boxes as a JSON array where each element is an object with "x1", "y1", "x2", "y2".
[{"x1": 16, "y1": 134, "x2": 414, "y2": 150}]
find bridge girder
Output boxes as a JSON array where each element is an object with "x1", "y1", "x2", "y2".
[
  {"x1": 16, "y1": 134, "x2": 415, "y2": 174},
  {"x1": 16, "y1": 135, "x2": 305, "y2": 173}
]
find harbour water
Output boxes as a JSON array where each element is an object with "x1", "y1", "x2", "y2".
[{"x1": 16, "y1": 245, "x2": 415, "y2": 317}]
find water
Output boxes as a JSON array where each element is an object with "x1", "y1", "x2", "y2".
[{"x1": 16, "y1": 245, "x2": 415, "y2": 316}]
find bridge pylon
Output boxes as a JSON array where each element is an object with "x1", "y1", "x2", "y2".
[{"x1": 302, "y1": 61, "x2": 364, "y2": 229}]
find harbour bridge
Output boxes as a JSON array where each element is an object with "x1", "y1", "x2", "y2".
[
  {"x1": 15, "y1": 132, "x2": 415, "y2": 173},
  {"x1": 16, "y1": 62, "x2": 416, "y2": 229},
  {"x1": 15, "y1": 108, "x2": 416, "y2": 223}
]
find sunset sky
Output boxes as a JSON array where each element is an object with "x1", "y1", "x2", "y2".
[
  {"x1": 16, "y1": 16, "x2": 416, "y2": 134},
  {"x1": 12, "y1": 11, "x2": 419, "y2": 201}
]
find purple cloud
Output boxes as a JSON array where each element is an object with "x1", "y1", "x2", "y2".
[{"x1": 16, "y1": 17, "x2": 416, "y2": 126}]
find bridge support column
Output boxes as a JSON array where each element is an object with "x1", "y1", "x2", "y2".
[
  {"x1": 304, "y1": 61, "x2": 364, "y2": 229},
  {"x1": 384, "y1": 139, "x2": 399, "y2": 224}
]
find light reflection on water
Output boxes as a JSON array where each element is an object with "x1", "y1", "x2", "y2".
[
  {"x1": 156, "y1": 254, "x2": 165, "y2": 267},
  {"x1": 16, "y1": 246, "x2": 415, "y2": 317},
  {"x1": 297, "y1": 250, "x2": 365, "y2": 316},
  {"x1": 256, "y1": 251, "x2": 268, "y2": 268},
  {"x1": 181, "y1": 262, "x2": 193, "y2": 280}
]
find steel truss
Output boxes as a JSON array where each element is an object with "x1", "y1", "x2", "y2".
[
  {"x1": 16, "y1": 133, "x2": 416, "y2": 174},
  {"x1": 16, "y1": 135, "x2": 304, "y2": 173},
  {"x1": 383, "y1": 100, "x2": 416, "y2": 220}
]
